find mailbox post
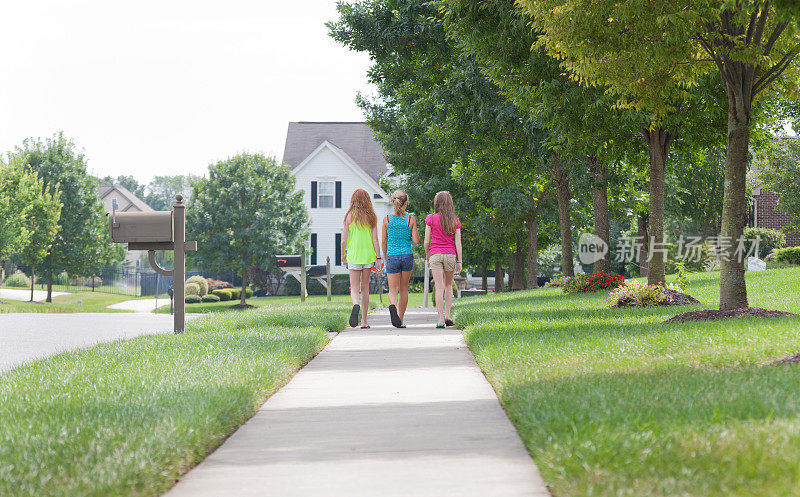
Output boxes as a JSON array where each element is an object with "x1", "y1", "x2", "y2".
[{"x1": 109, "y1": 195, "x2": 197, "y2": 334}]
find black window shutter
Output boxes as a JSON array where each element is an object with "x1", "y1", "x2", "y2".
[
  {"x1": 335, "y1": 181, "x2": 342, "y2": 208},
  {"x1": 310, "y1": 233, "x2": 317, "y2": 265},
  {"x1": 310, "y1": 181, "x2": 317, "y2": 208},
  {"x1": 335, "y1": 233, "x2": 342, "y2": 266}
]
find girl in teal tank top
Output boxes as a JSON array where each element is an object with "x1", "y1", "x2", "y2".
[
  {"x1": 381, "y1": 190, "x2": 420, "y2": 328},
  {"x1": 342, "y1": 188, "x2": 382, "y2": 329}
]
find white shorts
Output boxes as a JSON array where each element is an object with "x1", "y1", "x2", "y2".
[{"x1": 348, "y1": 262, "x2": 374, "y2": 271}]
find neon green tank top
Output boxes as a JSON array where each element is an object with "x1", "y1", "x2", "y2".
[{"x1": 346, "y1": 222, "x2": 376, "y2": 265}]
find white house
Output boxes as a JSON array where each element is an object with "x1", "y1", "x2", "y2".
[{"x1": 282, "y1": 122, "x2": 393, "y2": 274}]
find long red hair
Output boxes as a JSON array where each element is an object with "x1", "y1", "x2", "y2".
[{"x1": 346, "y1": 188, "x2": 377, "y2": 229}]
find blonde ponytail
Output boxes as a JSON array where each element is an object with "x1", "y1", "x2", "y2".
[{"x1": 392, "y1": 190, "x2": 408, "y2": 216}]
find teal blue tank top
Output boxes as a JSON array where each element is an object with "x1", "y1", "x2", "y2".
[{"x1": 386, "y1": 213, "x2": 413, "y2": 256}]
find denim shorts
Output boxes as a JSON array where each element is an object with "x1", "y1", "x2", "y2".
[{"x1": 386, "y1": 254, "x2": 414, "y2": 273}]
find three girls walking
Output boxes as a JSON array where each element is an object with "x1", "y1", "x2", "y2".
[{"x1": 342, "y1": 188, "x2": 461, "y2": 329}]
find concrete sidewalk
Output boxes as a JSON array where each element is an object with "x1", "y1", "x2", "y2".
[{"x1": 165, "y1": 308, "x2": 550, "y2": 497}]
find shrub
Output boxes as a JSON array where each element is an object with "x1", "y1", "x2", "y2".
[
  {"x1": 54, "y1": 271, "x2": 70, "y2": 286},
  {"x1": 545, "y1": 275, "x2": 571, "y2": 288},
  {"x1": 5, "y1": 271, "x2": 31, "y2": 288},
  {"x1": 185, "y1": 295, "x2": 202, "y2": 304},
  {"x1": 206, "y1": 278, "x2": 234, "y2": 291},
  {"x1": 774, "y1": 247, "x2": 800, "y2": 265},
  {"x1": 186, "y1": 275, "x2": 208, "y2": 296},
  {"x1": 246, "y1": 288, "x2": 253, "y2": 298},
  {"x1": 607, "y1": 280, "x2": 669, "y2": 307},
  {"x1": 230, "y1": 288, "x2": 241, "y2": 300},
  {"x1": 563, "y1": 271, "x2": 624, "y2": 294},
  {"x1": 212, "y1": 289, "x2": 232, "y2": 301},
  {"x1": 185, "y1": 282, "x2": 201, "y2": 296},
  {"x1": 201, "y1": 294, "x2": 220, "y2": 303},
  {"x1": 743, "y1": 227, "x2": 786, "y2": 259},
  {"x1": 70, "y1": 276, "x2": 102, "y2": 287}
]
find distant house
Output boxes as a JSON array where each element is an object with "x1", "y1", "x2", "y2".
[
  {"x1": 98, "y1": 185, "x2": 153, "y2": 263},
  {"x1": 282, "y1": 122, "x2": 392, "y2": 274},
  {"x1": 750, "y1": 186, "x2": 800, "y2": 246}
]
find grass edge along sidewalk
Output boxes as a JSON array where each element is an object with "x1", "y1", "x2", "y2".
[
  {"x1": 452, "y1": 268, "x2": 800, "y2": 497},
  {"x1": 0, "y1": 302, "x2": 347, "y2": 497}
]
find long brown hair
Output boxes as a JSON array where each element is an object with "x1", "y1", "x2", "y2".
[
  {"x1": 391, "y1": 189, "x2": 408, "y2": 216},
  {"x1": 346, "y1": 188, "x2": 377, "y2": 228},
  {"x1": 434, "y1": 191, "x2": 456, "y2": 234}
]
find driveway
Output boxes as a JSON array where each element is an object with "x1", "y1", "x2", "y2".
[
  {"x1": 106, "y1": 298, "x2": 166, "y2": 312},
  {"x1": 0, "y1": 288, "x2": 69, "y2": 301},
  {"x1": 0, "y1": 313, "x2": 189, "y2": 373}
]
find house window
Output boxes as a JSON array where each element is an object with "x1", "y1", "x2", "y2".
[{"x1": 318, "y1": 181, "x2": 335, "y2": 208}]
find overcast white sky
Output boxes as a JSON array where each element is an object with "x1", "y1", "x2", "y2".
[{"x1": 0, "y1": 0, "x2": 373, "y2": 183}]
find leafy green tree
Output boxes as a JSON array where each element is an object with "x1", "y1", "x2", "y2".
[
  {"x1": 188, "y1": 153, "x2": 308, "y2": 306},
  {"x1": 756, "y1": 137, "x2": 800, "y2": 233},
  {"x1": 521, "y1": 0, "x2": 799, "y2": 307},
  {"x1": 0, "y1": 155, "x2": 37, "y2": 264},
  {"x1": 16, "y1": 133, "x2": 118, "y2": 301},
  {"x1": 330, "y1": 0, "x2": 550, "y2": 286},
  {"x1": 17, "y1": 164, "x2": 62, "y2": 301},
  {"x1": 145, "y1": 175, "x2": 199, "y2": 211}
]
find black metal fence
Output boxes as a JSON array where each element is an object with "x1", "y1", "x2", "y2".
[{"x1": 5, "y1": 265, "x2": 241, "y2": 297}]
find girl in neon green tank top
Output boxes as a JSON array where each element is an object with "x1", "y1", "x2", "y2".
[{"x1": 341, "y1": 188, "x2": 382, "y2": 328}]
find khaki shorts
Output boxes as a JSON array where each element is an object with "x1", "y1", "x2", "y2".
[{"x1": 429, "y1": 253, "x2": 457, "y2": 272}]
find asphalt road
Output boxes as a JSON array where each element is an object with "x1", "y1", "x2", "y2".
[{"x1": 0, "y1": 313, "x2": 185, "y2": 373}]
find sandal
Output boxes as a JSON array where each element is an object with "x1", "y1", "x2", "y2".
[
  {"x1": 445, "y1": 319, "x2": 454, "y2": 327},
  {"x1": 360, "y1": 324, "x2": 371, "y2": 329},
  {"x1": 349, "y1": 304, "x2": 361, "y2": 328},
  {"x1": 389, "y1": 304, "x2": 402, "y2": 328},
  {"x1": 436, "y1": 324, "x2": 446, "y2": 329}
]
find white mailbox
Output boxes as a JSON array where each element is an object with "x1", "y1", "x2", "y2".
[{"x1": 110, "y1": 211, "x2": 173, "y2": 243}]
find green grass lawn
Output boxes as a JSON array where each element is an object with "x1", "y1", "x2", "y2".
[
  {"x1": 0, "y1": 302, "x2": 347, "y2": 497},
  {"x1": 159, "y1": 291, "x2": 426, "y2": 313},
  {"x1": 453, "y1": 267, "x2": 800, "y2": 497},
  {"x1": 0, "y1": 291, "x2": 155, "y2": 313}
]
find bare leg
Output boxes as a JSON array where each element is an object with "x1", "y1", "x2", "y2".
[
  {"x1": 349, "y1": 269, "x2": 361, "y2": 305},
  {"x1": 443, "y1": 270, "x2": 454, "y2": 320},
  {"x1": 399, "y1": 270, "x2": 412, "y2": 321},
  {"x1": 387, "y1": 272, "x2": 401, "y2": 307},
  {"x1": 360, "y1": 267, "x2": 371, "y2": 326},
  {"x1": 432, "y1": 268, "x2": 446, "y2": 326}
]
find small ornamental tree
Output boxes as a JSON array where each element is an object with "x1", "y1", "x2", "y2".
[
  {"x1": 0, "y1": 155, "x2": 36, "y2": 263},
  {"x1": 188, "y1": 153, "x2": 308, "y2": 306}
]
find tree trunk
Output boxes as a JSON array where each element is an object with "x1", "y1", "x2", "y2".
[
  {"x1": 494, "y1": 261, "x2": 504, "y2": 293},
  {"x1": 637, "y1": 213, "x2": 649, "y2": 278},
  {"x1": 588, "y1": 156, "x2": 610, "y2": 273},
  {"x1": 481, "y1": 265, "x2": 487, "y2": 291},
  {"x1": 642, "y1": 127, "x2": 674, "y2": 285},
  {"x1": 511, "y1": 242, "x2": 525, "y2": 291},
  {"x1": 240, "y1": 268, "x2": 248, "y2": 305},
  {"x1": 30, "y1": 265, "x2": 35, "y2": 302},
  {"x1": 527, "y1": 208, "x2": 539, "y2": 289},
  {"x1": 719, "y1": 87, "x2": 751, "y2": 310},
  {"x1": 550, "y1": 155, "x2": 574, "y2": 277},
  {"x1": 45, "y1": 253, "x2": 53, "y2": 303}
]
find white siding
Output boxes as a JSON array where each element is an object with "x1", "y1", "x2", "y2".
[{"x1": 292, "y1": 145, "x2": 391, "y2": 274}]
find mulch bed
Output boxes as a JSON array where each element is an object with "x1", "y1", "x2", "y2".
[
  {"x1": 229, "y1": 303, "x2": 256, "y2": 310},
  {"x1": 665, "y1": 307, "x2": 797, "y2": 323},
  {"x1": 769, "y1": 353, "x2": 800, "y2": 366}
]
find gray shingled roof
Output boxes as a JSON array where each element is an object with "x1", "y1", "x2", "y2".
[
  {"x1": 281, "y1": 122, "x2": 388, "y2": 182},
  {"x1": 98, "y1": 185, "x2": 153, "y2": 212}
]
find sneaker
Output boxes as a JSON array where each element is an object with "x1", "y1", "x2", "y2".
[
  {"x1": 349, "y1": 304, "x2": 361, "y2": 328},
  {"x1": 389, "y1": 304, "x2": 402, "y2": 328}
]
